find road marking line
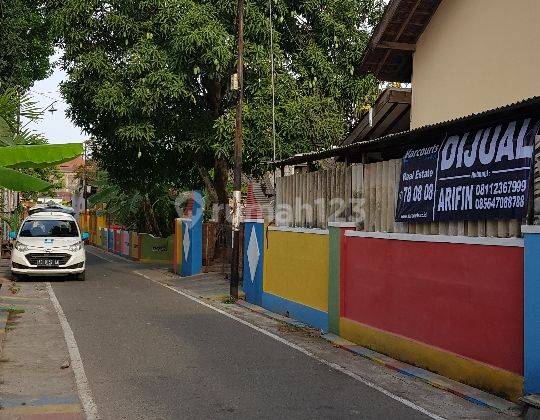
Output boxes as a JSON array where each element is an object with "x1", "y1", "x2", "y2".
[
  {"x1": 46, "y1": 283, "x2": 99, "y2": 420},
  {"x1": 86, "y1": 247, "x2": 116, "y2": 263},
  {"x1": 133, "y1": 270, "x2": 445, "y2": 420}
]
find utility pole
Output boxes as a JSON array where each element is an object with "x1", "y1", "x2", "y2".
[{"x1": 230, "y1": 0, "x2": 244, "y2": 299}]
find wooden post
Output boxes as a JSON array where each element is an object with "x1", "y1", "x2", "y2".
[
  {"x1": 369, "y1": 164, "x2": 377, "y2": 231},
  {"x1": 486, "y1": 220, "x2": 498, "y2": 237},
  {"x1": 387, "y1": 160, "x2": 395, "y2": 232},
  {"x1": 345, "y1": 166, "x2": 352, "y2": 222},
  {"x1": 381, "y1": 161, "x2": 388, "y2": 232}
]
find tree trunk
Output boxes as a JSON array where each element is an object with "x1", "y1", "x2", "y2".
[
  {"x1": 142, "y1": 194, "x2": 161, "y2": 237},
  {"x1": 196, "y1": 164, "x2": 218, "y2": 205}
]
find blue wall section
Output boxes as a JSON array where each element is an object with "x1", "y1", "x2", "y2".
[
  {"x1": 107, "y1": 229, "x2": 114, "y2": 252},
  {"x1": 525, "y1": 231, "x2": 540, "y2": 393},
  {"x1": 181, "y1": 191, "x2": 203, "y2": 276},
  {"x1": 243, "y1": 222, "x2": 264, "y2": 306},
  {"x1": 262, "y1": 292, "x2": 329, "y2": 332},
  {"x1": 101, "y1": 228, "x2": 108, "y2": 249}
]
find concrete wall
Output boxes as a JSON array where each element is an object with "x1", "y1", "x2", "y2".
[
  {"x1": 139, "y1": 234, "x2": 174, "y2": 264},
  {"x1": 523, "y1": 227, "x2": 540, "y2": 394},
  {"x1": 78, "y1": 211, "x2": 106, "y2": 246},
  {"x1": 172, "y1": 219, "x2": 182, "y2": 275},
  {"x1": 262, "y1": 227, "x2": 329, "y2": 331},
  {"x1": 242, "y1": 221, "x2": 540, "y2": 400},
  {"x1": 340, "y1": 231, "x2": 524, "y2": 400},
  {"x1": 130, "y1": 232, "x2": 140, "y2": 260},
  {"x1": 121, "y1": 231, "x2": 130, "y2": 257},
  {"x1": 83, "y1": 191, "x2": 203, "y2": 271},
  {"x1": 411, "y1": 0, "x2": 540, "y2": 128}
]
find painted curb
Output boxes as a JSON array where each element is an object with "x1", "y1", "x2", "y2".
[
  {"x1": 0, "y1": 308, "x2": 10, "y2": 358},
  {"x1": 89, "y1": 246, "x2": 137, "y2": 264},
  {"x1": 322, "y1": 333, "x2": 522, "y2": 417},
  {"x1": 236, "y1": 299, "x2": 312, "y2": 329},
  {"x1": 235, "y1": 299, "x2": 521, "y2": 417}
]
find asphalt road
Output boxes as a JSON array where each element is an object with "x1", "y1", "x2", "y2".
[{"x1": 50, "y1": 251, "x2": 430, "y2": 420}]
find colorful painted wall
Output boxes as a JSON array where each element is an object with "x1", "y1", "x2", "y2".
[
  {"x1": 243, "y1": 221, "x2": 532, "y2": 401},
  {"x1": 172, "y1": 219, "x2": 182, "y2": 275},
  {"x1": 523, "y1": 226, "x2": 540, "y2": 395},
  {"x1": 139, "y1": 234, "x2": 174, "y2": 264},
  {"x1": 130, "y1": 232, "x2": 140, "y2": 261},
  {"x1": 339, "y1": 231, "x2": 524, "y2": 400},
  {"x1": 84, "y1": 191, "x2": 204, "y2": 272},
  {"x1": 260, "y1": 227, "x2": 329, "y2": 331},
  {"x1": 78, "y1": 211, "x2": 106, "y2": 245}
]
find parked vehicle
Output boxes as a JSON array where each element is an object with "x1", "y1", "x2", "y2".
[{"x1": 10, "y1": 209, "x2": 89, "y2": 281}]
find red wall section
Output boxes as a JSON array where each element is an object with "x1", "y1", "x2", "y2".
[{"x1": 342, "y1": 237, "x2": 523, "y2": 374}]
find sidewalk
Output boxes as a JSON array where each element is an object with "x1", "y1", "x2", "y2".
[
  {"x1": 0, "y1": 260, "x2": 84, "y2": 419},
  {"x1": 129, "y1": 261, "x2": 520, "y2": 419}
]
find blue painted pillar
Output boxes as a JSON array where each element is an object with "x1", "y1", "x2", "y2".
[
  {"x1": 524, "y1": 226, "x2": 540, "y2": 394},
  {"x1": 107, "y1": 229, "x2": 114, "y2": 252},
  {"x1": 243, "y1": 220, "x2": 264, "y2": 305},
  {"x1": 181, "y1": 191, "x2": 203, "y2": 276}
]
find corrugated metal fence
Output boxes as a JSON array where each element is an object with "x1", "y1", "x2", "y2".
[{"x1": 276, "y1": 160, "x2": 522, "y2": 237}]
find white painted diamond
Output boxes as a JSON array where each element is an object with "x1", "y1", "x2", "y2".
[
  {"x1": 183, "y1": 226, "x2": 191, "y2": 261},
  {"x1": 247, "y1": 226, "x2": 260, "y2": 283}
]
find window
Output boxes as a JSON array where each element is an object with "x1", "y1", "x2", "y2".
[{"x1": 20, "y1": 220, "x2": 79, "y2": 238}]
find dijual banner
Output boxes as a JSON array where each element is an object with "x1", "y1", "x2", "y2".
[{"x1": 396, "y1": 117, "x2": 540, "y2": 222}]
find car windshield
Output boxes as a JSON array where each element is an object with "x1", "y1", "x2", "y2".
[{"x1": 19, "y1": 220, "x2": 79, "y2": 238}]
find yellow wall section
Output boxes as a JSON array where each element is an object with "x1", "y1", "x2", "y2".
[
  {"x1": 411, "y1": 0, "x2": 540, "y2": 128},
  {"x1": 263, "y1": 230, "x2": 329, "y2": 312},
  {"x1": 340, "y1": 318, "x2": 523, "y2": 401},
  {"x1": 175, "y1": 219, "x2": 183, "y2": 271},
  {"x1": 96, "y1": 215, "x2": 107, "y2": 230}
]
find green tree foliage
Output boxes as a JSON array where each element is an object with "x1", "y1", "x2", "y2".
[
  {"x1": 0, "y1": 0, "x2": 54, "y2": 91},
  {"x1": 50, "y1": 0, "x2": 384, "y2": 210},
  {"x1": 89, "y1": 171, "x2": 177, "y2": 236}
]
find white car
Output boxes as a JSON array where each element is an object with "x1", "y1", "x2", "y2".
[{"x1": 10, "y1": 211, "x2": 88, "y2": 281}]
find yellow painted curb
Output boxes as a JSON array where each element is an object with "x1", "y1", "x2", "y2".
[
  {"x1": 0, "y1": 403, "x2": 82, "y2": 415},
  {"x1": 340, "y1": 318, "x2": 523, "y2": 401}
]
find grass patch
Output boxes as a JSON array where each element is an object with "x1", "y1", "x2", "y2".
[{"x1": 0, "y1": 306, "x2": 25, "y2": 314}]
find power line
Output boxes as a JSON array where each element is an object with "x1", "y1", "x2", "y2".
[
  {"x1": 29, "y1": 90, "x2": 61, "y2": 102},
  {"x1": 269, "y1": 0, "x2": 277, "y2": 162}
]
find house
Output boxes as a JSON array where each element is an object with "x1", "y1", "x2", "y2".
[
  {"x1": 343, "y1": 87, "x2": 411, "y2": 145},
  {"x1": 358, "y1": 0, "x2": 540, "y2": 128},
  {"x1": 56, "y1": 155, "x2": 84, "y2": 204},
  {"x1": 251, "y1": 0, "x2": 540, "y2": 404}
]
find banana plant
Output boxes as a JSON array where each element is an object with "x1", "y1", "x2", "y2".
[
  {"x1": 0, "y1": 143, "x2": 84, "y2": 191},
  {"x1": 0, "y1": 88, "x2": 44, "y2": 147},
  {"x1": 0, "y1": 88, "x2": 84, "y2": 191},
  {"x1": 0, "y1": 203, "x2": 25, "y2": 232}
]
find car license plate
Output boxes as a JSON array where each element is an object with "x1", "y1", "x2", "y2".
[{"x1": 36, "y1": 259, "x2": 60, "y2": 267}]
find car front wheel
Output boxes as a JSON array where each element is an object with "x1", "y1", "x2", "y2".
[{"x1": 75, "y1": 271, "x2": 86, "y2": 281}]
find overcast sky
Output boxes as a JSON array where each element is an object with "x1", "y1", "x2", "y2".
[{"x1": 25, "y1": 51, "x2": 86, "y2": 145}]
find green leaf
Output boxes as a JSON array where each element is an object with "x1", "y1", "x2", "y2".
[
  {"x1": 0, "y1": 143, "x2": 84, "y2": 169},
  {"x1": 0, "y1": 167, "x2": 50, "y2": 191}
]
